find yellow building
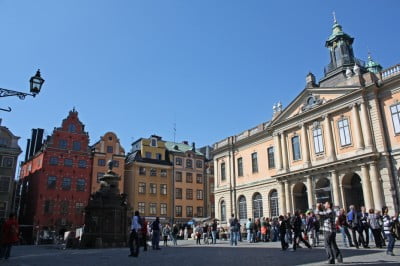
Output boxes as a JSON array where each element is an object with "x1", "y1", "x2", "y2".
[
  {"x1": 90, "y1": 132, "x2": 125, "y2": 193},
  {"x1": 124, "y1": 135, "x2": 173, "y2": 222},
  {"x1": 213, "y1": 19, "x2": 400, "y2": 224}
]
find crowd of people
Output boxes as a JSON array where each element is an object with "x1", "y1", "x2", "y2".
[{"x1": 129, "y1": 204, "x2": 400, "y2": 263}]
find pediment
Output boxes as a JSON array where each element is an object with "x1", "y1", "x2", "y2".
[{"x1": 270, "y1": 87, "x2": 360, "y2": 126}]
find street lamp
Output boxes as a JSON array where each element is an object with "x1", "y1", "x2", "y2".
[{"x1": 0, "y1": 69, "x2": 45, "y2": 112}]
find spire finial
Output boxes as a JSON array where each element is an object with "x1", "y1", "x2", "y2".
[{"x1": 333, "y1": 11, "x2": 337, "y2": 23}]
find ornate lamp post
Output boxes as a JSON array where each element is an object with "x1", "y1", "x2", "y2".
[{"x1": 0, "y1": 69, "x2": 45, "y2": 112}]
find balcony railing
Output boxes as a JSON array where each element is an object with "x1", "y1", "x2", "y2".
[{"x1": 381, "y1": 64, "x2": 400, "y2": 80}]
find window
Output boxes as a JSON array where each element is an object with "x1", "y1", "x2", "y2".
[
  {"x1": 139, "y1": 167, "x2": 146, "y2": 175},
  {"x1": 98, "y1": 159, "x2": 106, "y2": 166},
  {"x1": 60, "y1": 201, "x2": 69, "y2": 215},
  {"x1": 196, "y1": 160, "x2": 203, "y2": 168},
  {"x1": 220, "y1": 201, "x2": 226, "y2": 222},
  {"x1": 186, "y1": 206, "x2": 193, "y2": 217},
  {"x1": 160, "y1": 184, "x2": 167, "y2": 195},
  {"x1": 0, "y1": 177, "x2": 10, "y2": 192},
  {"x1": 0, "y1": 137, "x2": 10, "y2": 147},
  {"x1": 186, "y1": 173, "x2": 193, "y2": 183},
  {"x1": 251, "y1": 152, "x2": 258, "y2": 173},
  {"x1": 72, "y1": 141, "x2": 81, "y2": 151},
  {"x1": 338, "y1": 118, "x2": 352, "y2": 146},
  {"x1": 150, "y1": 183, "x2": 157, "y2": 194},
  {"x1": 160, "y1": 203, "x2": 167, "y2": 215},
  {"x1": 150, "y1": 138, "x2": 157, "y2": 147},
  {"x1": 175, "y1": 188, "x2": 182, "y2": 199},
  {"x1": 64, "y1": 158, "x2": 73, "y2": 167},
  {"x1": 269, "y1": 190, "x2": 279, "y2": 218},
  {"x1": 186, "y1": 159, "x2": 193, "y2": 168},
  {"x1": 47, "y1": 176, "x2": 56, "y2": 189},
  {"x1": 145, "y1": 152, "x2": 152, "y2": 159},
  {"x1": 196, "y1": 189, "x2": 203, "y2": 200},
  {"x1": 175, "y1": 206, "x2": 182, "y2": 217},
  {"x1": 76, "y1": 179, "x2": 85, "y2": 191},
  {"x1": 237, "y1": 158, "x2": 243, "y2": 177},
  {"x1": 106, "y1": 146, "x2": 113, "y2": 153},
  {"x1": 62, "y1": 177, "x2": 71, "y2": 190},
  {"x1": 138, "y1": 182, "x2": 146, "y2": 194},
  {"x1": 138, "y1": 202, "x2": 145, "y2": 214},
  {"x1": 156, "y1": 153, "x2": 162, "y2": 160},
  {"x1": 1, "y1": 157, "x2": 13, "y2": 168},
  {"x1": 175, "y1": 157, "x2": 182, "y2": 165},
  {"x1": 75, "y1": 202, "x2": 84, "y2": 214},
  {"x1": 186, "y1": 189, "x2": 193, "y2": 200},
  {"x1": 391, "y1": 103, "x2": 400, "y2": 134},
  {"x1": 78, "y1": 160, "x2": 87, "y2": 168},
  {"x1": 238, "y1": 196, "x2": 247, "y2": 220},
  {"x1": 175, "y1": 171, "x2": 182, "y2": 182},
  {"x1": 49, "y1": 157, "x2": 58, "y2": 166},
  {"x1": 196, "y1": 174, "x2": 203, "y2": 184},
  {"x1": 292, "y1": 136, "x2": 301, "y2": 160},
  {"x1": 149, "y1": 203, "x2": 157, "y2": 215},
  {"x1": 68, "y1": 124, "x2": 76, "y2": 133},
  {"x1": 253, "y1": 193, "x2": 263, "y2": 219},
  {"x1": 197, "y1": 207, "x2": 203, "y2": 217},
  {"x1": 97, "y1": 172, "x2": 104, "y2": 182},
  {"x1": 112, "y1": 160, "x2": 119, "y2": 168},
  {"x1": 59, "y1": 139, "x2": 67, "y2": 149},
  {"x1": 268, "y1": 147, "x2": 275, "y2": 168},
  {"x1": 221, "y1": 163, "x2": 226, "y2": 181},
  {"x1": 313, "y1": 127, "x2": 324, "y2": 154},
  {"x1": 44, "y1": 200, "x2": 54, "y2": 214},
  {"x1": 160, "y1": 169, "x2": 167, "y2": 177},
  {"x1": 150, "y1": 168, "x2": 157, "y2": 176}
]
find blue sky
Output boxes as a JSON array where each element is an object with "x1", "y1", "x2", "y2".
[{"x1": 1, "y1": 0, "x2": 399, "y2": 162}]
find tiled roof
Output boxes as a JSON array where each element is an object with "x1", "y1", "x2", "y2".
[{"x1": 165, "y1": 141, "x2": 204, "y2": 156}]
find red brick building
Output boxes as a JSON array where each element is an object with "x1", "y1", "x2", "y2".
[{"x1": 19, "y1": 109, "x2": 91, "y2": 242}]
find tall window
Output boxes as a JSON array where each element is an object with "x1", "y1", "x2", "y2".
[
  {"x1": 75, "y1": 202, "x2": 84, "y2": 214},
  {"x1": 138, "y1": 182, "x2": 146, "y2": 194},
  {"x1": 68, "y1": 124, "x2": 76, "y2": 133},
  {"x1": 160, "y1": 203, "x2": 167, "y2": 215},
  {"x1": 186, "y1": 206, "x2": 193, "y2": 217},
  {"x1": 267, "y1": 147, "x2": 275, "y2": 168},
  {"x1": 44, "y1": 200, "x2": 54, "y2": 214},
  {"x1": 150, "y1": 168, "x2": 157, "y2": 176},
  {"x1": 292, "y1": 136, "x2": 301, "y2": 160},
  {"x1": 338, "y1": 118, "x2": 352, "y2": 146},
  {"x1": 150, "y1": 183, "x2": 157, "y2": 194},
  {"x1": 47, "y1": 176, "x2": 57, "y2": 189},
  {"x1": 186, "y1": 189, "x2": 193, "y2": 200},
  {"x1": 59, "y1": 139, "x2": 67, "y2": 149},
  {"x1": 149, "y1": 203, "x2": 157, "y2": 215},
  {"x1": 237, "y1": 158, "x2": 243, "y2": 177},
  {"x1": 313, "y1": 127, "x2": 324, "y2": 154},
  {"x1": 197, "y1": 207, "x2": 203, "y2": 217},
  {"x1": 186, "y1": 173, "x2": 193, "y2": 183},
  {"x1": 269, "y1": 190, "x2": 279, "y2": 217},
  {"x1": 160, "y1": 169, "x2": 167, "y2": 177},
  {"x1": 72, "y1": 141, "x2": 81, "y2": 151},
  {"x1": 62, "y1": 177, "x2": 71, "y2": 190},
  {"x1": 175, "y1": 188, "x2": 182, "y2": 199},
  {"x1": 175, "y1": 206, "x2": 182, "y2": 217},
  {"x1": 76, "y1": 179, "x2": 85, "y2": 191},
  {"x1": 251, "y1": 152, "x2": 258, "y2": 173},
  {"x1": 221, "y1": 163, "x2": 226, "y2": 181},
  {"x1": 160, "y1": 184, "x2": 167, "y2": 195},
  {"x1": 196, "y1": 160, "x2": 203, "y2": 168},
  {"x1": 196, "y1": 189, "x2": 203, "y2": 200},
  {"x1": 391, "y1": 103, "x2": 400, "y2": 134},
  {"x1": 220, "y1": 200, "x2": 226, "y2": 222},
  {"x1": 138, "y1": 202, "x2": 145, "y2": 214},
  {"x1": 176, "y1": 171, "x2": 182, "y2": 182},
  {"x1": 186, "y1": 159, "x2": 193, "y2": 168},
  {"x1": 98, "y1": 159, "x2": 106, "y2": 166},
  {"x1": 175, "y1": 158, "x2": 182, "y2": 165},
  {"x1": 196, "y1": 174, "x2": 203, "y2": 184},
  {"x1": 238, "y1": 196, "x2": 247, "y2": 220},
  {"x1": 64, "y1": 158, "x2": 73, "y2": 167},
  {"x1": 253, "y1": 193, "x2": 263, "y2": 219},
  {"x1": 0, "y1": 177, "x2": 10, "y2": 192},
  {"x1": 107, "y1": 146, "x2": 113, "y2": 153},
  {"x1": 60, "y1": 201, "x2": 69, "y2": 215},
  {"x1": 139, "y1": 167, "x2": 146, "y2": 175},
  {"x1": 49, "y1": 157, "x2": 58, "y2": 165},
  {"x1": 150, "y1": 138, "x2": 157, "y2": 147}
]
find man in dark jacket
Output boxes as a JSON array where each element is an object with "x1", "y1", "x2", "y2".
[
  {"x1": 291, "y1": 210, "x2": 311, "y2": 251},
  {"x1": 279, "y1": 215, "x2": 288, "y2": 251}
]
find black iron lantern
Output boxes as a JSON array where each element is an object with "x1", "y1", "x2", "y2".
[{"x1": 29, "y1": 69, "x2": 45, "y2": 96}]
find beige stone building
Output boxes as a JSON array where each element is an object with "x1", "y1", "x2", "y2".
[
  {"x1": 90, "y1": 132, "x2": 125, "y2": 193},
  {"x1": 124, "y1": 135, "x2": 173, "y2": 222},
  {"x1": 213, "y1": 19, "x2": 400, "y2": 225}
]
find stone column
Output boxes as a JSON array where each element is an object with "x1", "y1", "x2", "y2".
[
  {"x1": 359, "y1": 100, "x2": 373, "y2": 148},
  {"x1": 306, "y1": 175, "x2": 314, "y2": 209},
  {"x1": 331, "y1": 170, "x2": 341, "y2": 207},
  {"x1": 301, "y1": 124, "x2": 310, "y2": 166},
  {"x1": 360, "y1": 164, "x2": 373, "y2": 210},
  {"x1": 284, "y1": 181, "x2": 292, "y2": 214},
  {"x1": 369, "y1": 162, "x2": 384, "y2": 211},
  {"x1": 281, "y1": 132, "x2": 289, "y2": 171},
  {"x1": 352, "y1": 103, "x2": 365, "y2": 150},
  {"x1": 274, "y1": 133, "x2": 282, "y2": 170},
  {"x1": 279, "y1": 181, "x2": 286, "y2": 215},
  {"x1": 324, "y1": 114, "x2": 336, "y2": 161}
]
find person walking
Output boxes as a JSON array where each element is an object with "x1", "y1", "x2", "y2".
[
  {"x1": 171, "y1": 224, "x2": 178, "y2": 246},
  {"x1": 382, "y1": 206, "x2": 396, "y2": 256},
  {"x1": 316, "y1": 202, "x2": 343, "y2": 264},
  {"x1": 229, "y1": 214, "x2": 239, "y2": 246},
  {"x1": 211, "y1": 219, "x2": 218, "y2": 244},
  {"x1": 306, "y1": 211, "x2": 317, "y2": 247},
  {"x1": 347, "y1": 205, "x2": 366, "y2": 248},
  {"x1": 162, "y1": 223, "x2": 170, "y2": 246},
  {"x1": 290, "y1": 211, "x2": 311, "y2": 251},
  {"x1": 140, "y1": 217, "x2": 148, "y2": 251},
  {"x1": 246, "y1": 218, "x2": 253, "y2": 243},
  {"x1": 0, "y1": 213, "x2": 19, "y2": 260},
  {"x1": 367, "y1": 209, "x2": 383, "y2": 248},
  {"x1": 194, "y1": 224, "x2": 203, "y2": 245},
  {"x1": 337, "y1": 208, "x2": 354, "y2": 248},
  {"x1": 359, "y1": 206, "x2": 370, "y2": 248},
  {"x1": 278, "y1": 215, "x2": 289, "y2": 251},
  {"x1": 151, "y1": 217, "x2": 161, "y2": 250},
  {"x1": 128, "y1": 211, "x2": 141, "y2": 257}
]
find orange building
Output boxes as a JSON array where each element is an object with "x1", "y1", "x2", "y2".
[{"x1": 90, "y1": 132, "x2": 125, "y2": 193}]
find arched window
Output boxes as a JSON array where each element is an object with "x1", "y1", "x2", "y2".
[
  {"x1": 238, "y1": 196, "x2": 247, "y2": 220},
  {"x1": 269, "y1": 190, "x2": 279, "y2": 217},
  {"x1": 220, "y1": 200, "x2": 226, "y2": 222},
  {"x1": 252, "y1": 193, "x2": 263, "y2": 219}
]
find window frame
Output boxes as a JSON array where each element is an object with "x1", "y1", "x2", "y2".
[
  {"x1": 291, "y1": 135, "x2": 301, "y2": 161},
  {"x1": 267, "y1": 147, "x2": 275, "y2": 169},
  {"x1": 338, "y1": 118, "x2": 352, "y2": 146},
  {"x1": 237, "y1": 157, "x2": 243, "y2": 177},
  {"x1": 313, "y1": 127, "x2": 325, "y2": 154},
  {"x1": 251, "y1": 152, "x2": 258, "y2": 173}
]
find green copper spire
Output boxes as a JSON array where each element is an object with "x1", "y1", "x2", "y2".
[
  {"x1": 366, "y1": 53, "x2": 383, "y2": 73},
  {"x1": 326, "y1": 14, "x2": 353, "y2": 44}
]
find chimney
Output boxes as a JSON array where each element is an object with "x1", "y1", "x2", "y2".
[{"x1": 192, "y1": 142, "x2": 196, "y2": 152}]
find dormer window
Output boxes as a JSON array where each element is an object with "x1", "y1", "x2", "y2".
[{"x1": 150, "y1": 138, "x2": 157, "y2": 147}]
